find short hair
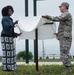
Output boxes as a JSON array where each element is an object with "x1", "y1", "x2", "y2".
[{"x1": 1, "y1": 5, "x2": 14, "y2": 16}]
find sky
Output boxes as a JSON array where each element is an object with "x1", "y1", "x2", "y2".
[{"x1": 0, "y1": 0, "x2": 74, "y2": 57}]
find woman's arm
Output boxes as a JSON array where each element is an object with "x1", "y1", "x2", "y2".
[
  {"x1": 14, "y1": 32, "x2": 22, "y2": 38},
  {"x1": 2, "y1": 17, "x2": 13, "y2": 29}
]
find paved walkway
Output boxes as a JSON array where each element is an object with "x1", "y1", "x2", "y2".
[
  {"x1": 17, "y1": 62, "x2": 74, "y2": 65},
  {"x1": 0, "y1": 62, "x2": 74, "y2": 66}
]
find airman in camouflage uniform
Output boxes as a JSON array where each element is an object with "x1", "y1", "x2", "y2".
[{"x1": 42, "y1": 2, "x2": 72, "y2": 74}]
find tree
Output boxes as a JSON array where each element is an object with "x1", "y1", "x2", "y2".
[
  {"x1": 39, "y1": 57, "x2": 42, "y2": 60},
  {"x1": 73, "y1": 55, "x2": 74, "y2": 59},
  {"x1": 46, "y1": 56, "x2": 49, "y2": 59},
  {"x1": 17, "y1": 50, "x2": 33, "y2": 60}
]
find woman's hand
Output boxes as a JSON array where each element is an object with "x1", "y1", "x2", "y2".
[
  {"x1": 17, "y1": 32, "x2": 22, "y2": 36},
  {"x1": 14, "y1": 20, "x2": 19, "y2": 25}
]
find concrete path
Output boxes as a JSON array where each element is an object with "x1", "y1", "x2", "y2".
[
  {"x1": 0, "y1": 62, "x2": 74, "y2": 66},
  {"x1": 17, "y1": 62, "x2": 74, "y2": 65}
]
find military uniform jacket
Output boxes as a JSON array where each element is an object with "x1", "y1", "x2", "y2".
[{"x1": 48, "y1": 11, "x2": 72, "y2": 40}]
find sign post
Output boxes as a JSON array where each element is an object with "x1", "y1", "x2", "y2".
[{"x1": 33, "y1": 0, "x2": 45, "y2": 71}]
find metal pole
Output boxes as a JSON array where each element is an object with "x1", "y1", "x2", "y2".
[
  {"x1": 25, "y1": 0, "x2": 29, "y2": 64},
  {"x1": 33, "y1": 0, "x2": 39, "y2": 71},
  {"x1": 34, "y1": 40, "x2": 36, "y2": 63},
  {"x1": 35, "y1": 29, "x2": 38, "y2": 71},
  {"x1": 33, "y1": 0, "x2": 37, "y2": 63}
]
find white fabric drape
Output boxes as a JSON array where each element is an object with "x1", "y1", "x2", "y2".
[{"x1": 16, "y1": 16, "x2": 56, "y2": 40}]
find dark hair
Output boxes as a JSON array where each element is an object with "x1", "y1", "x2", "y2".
[{"x1": 1, "y1": 5, "x2": 14, "y2": 16}]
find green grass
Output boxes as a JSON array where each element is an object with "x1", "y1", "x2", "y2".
[
  {"x1": 16, "y1": 59, "x2": 74, "y2": 62},
  {"x1": 0, "y1": 59, "x2": 74, "y2": 63},
  {"x1": 0, "y1": 65, "x2": 74, "y2": 75}
]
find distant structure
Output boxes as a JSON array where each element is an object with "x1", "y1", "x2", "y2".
[{"x1": 42, "y1": 40, "x2": 45, "y2": 59}]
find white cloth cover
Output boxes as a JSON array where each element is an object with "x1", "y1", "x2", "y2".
[{"x1": 16, "y1": 16, "x2": 56, "y2": 40}]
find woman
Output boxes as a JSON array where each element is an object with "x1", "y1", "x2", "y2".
[{"x1": 1, "y1": 5, "x2": 22, "y2": 71}]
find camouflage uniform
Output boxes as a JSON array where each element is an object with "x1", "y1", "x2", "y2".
[{"x1": 48, "y1": 11, "x2": 72, "y2": 67}]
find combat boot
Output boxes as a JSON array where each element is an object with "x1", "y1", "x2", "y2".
[{"x1": 61, "y1": 66, "x2": 72, "y2": 74}]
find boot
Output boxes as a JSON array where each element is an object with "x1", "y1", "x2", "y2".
[
  {"x1": 61, "y1": 66, "x2": 72, "y2": 74},
  {"x1": 67, "y1": 66, "x2": 72, "y2": 73}
]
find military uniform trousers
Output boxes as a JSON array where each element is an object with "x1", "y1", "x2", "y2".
[{"x1": 59, "y1": 37, "x2": 72, "y2": 67}]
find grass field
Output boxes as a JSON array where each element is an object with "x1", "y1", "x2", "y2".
[
  {"x1": 0, "y1": 59, "x2": 74, "y2": 62},
  {"x1": 0, "y1": 59, "x2": 74, "y2": 75},
  {"x1": 15, "y1": 59, "x2": 74, "y2": 62},
  {"x1": 0, "y1": 65, "x2": 74, "y2": 75}
]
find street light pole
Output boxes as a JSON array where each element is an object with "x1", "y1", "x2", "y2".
[{"x1": 25, "y1": 0, "x2": 29, "y2": 64}]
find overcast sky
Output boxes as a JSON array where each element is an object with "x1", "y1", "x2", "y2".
[{"x1": 0, "y1": 0, "x2": 74, "y2": 56}]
